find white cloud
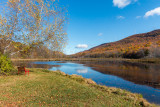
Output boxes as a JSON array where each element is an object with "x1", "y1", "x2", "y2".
[
  {"x1": 117, "y1": 16, "x2": 125, "y2": 19},
  {"x1": 98, "y1": 33, "x2": 103, "y2": 36},
  {"x1": 76, "y1": 44, "x2": 88, "y2": 49},
  {"x1": 136, "y1": 16, "x2": 141, "y2": 19},
  {"x1": 144, "y1": 7, "x2": 160, "y2": 18},
  {"x1": 113, "y1": 0, "x2": 138, "y2": 8},
  {"x1": 113, "y1": 0, "x2": 131, "y2": 8}
]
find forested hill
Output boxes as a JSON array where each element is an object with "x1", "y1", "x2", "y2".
[{"x1": 72, "y1": 29, "x2": 160, "y2": 58}]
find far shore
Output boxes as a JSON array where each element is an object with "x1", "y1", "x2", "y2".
[{"x1": 11, "y1": 58, "x2": 160, "y2": 63}]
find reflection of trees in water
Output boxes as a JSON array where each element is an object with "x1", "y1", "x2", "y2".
[
  {"x1": 13, "y1": 60, "x2": 160, "y2": 89},
  {"x1": 75, "y1": 61, "x2": 160, "y2": 89},
  {"x1": 54, "y1": 65, "x2": 61, "y2": 71},
  {"x1": 12, "y1": 61, "x2": 55, "y2": 69},
  {"x1": 13, "y1": 61, "x2": 62, "y2": 71}
]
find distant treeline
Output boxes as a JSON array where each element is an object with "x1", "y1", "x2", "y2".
[
  {"x1": 0, "y1": 39, "x2": 65, "y2": 59},
  {"x1": 71, "y1": 44, "x2": 160, "y2": 59},
  {"x1": 72, "y1": 29, "x2": 160, "y2": 59},
  {"x1": 11, "y1": 47, "x2": 65, "y2": 59}
]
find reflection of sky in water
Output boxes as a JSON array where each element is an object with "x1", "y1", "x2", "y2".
[
  {"x1": 33, "y1": 61, "x2": 160, "y2": 105},
  {"x1": 76, "y1": 69, "x2": 88, "y2": 73}
]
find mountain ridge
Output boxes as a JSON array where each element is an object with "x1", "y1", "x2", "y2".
[{"x1": 72, "y1": 29, "x2": 160, "y2": 58}]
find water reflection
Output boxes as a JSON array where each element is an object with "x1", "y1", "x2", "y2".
[
  {"x1": 13, "y1": 61, "x2": 55, "y2": 69},
  {"x1": 12, "y1": 60, "x2": 160, "y2": 105},
  {"x1": 74, "y1": 61, "x2": 160, "y2": 89},
  {"x1": 76, "y1": 69, "x2": 88, "y2": 73}
]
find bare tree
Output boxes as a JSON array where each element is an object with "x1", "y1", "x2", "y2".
[
  {"x1": 149, "y1": 43, "x2": 160, "y2": 58},
  {"x1": 0, "y1": 0, "x2": 67, "y2": 57}
]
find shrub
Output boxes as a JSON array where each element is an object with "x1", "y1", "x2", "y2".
[{"x1": 0, "y1": 54, "x2": 15, "y2": 75}]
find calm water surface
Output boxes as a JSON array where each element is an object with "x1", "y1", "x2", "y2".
[{"x1": 13, "y1": 61, "x2": 160, "y2": 105}]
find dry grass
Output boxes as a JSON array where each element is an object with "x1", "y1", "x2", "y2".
[
  {"x1": 0, "y1": 68, "x2": 157, "y2": 106},
  {"x1": 11, "y1": 58, "x2": 160, "y2": 64}
]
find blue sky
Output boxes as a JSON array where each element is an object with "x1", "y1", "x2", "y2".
[
  {"x1": 0, "y1": 0, "x2": 160, "y2": 55},
  {"x1": 59, "y1": 0, "x2": 160, "y2": 55}
]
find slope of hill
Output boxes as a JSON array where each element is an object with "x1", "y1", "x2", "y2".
[{"x1": 73, "y1": 29, "x2": 160, "y2": 58}]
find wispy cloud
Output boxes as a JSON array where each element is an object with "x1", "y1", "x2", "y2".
[
  {"x1": 117, "y1": 16, "x2": 125, "y2": 19},
  {"x1": 136, "y1": 16, "x2": 141, "y2": 19},
  {"x1": 75, "y1": 44, "x2": 88, "y2": 49},
  {"x1": 144, "y1": 7, "x2": 160, "y2": 18},
  {"x1": 113, "y1": 0, "x2": 138, "y2": 8},
  {"x1": 98, "y1": 33, "x2": 103, "y2": 36}
]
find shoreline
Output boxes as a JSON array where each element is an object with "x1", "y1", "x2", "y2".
[
  {"x1": 11, "y1": 58, "x2": 160, "y2": 64},
  {"x1": 0, "y1": 68, "x2": 157, "y2": 106}
]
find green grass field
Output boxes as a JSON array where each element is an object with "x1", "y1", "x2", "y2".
[{"x1": 0, "y1": 69, "x2": 157, "y2": 106}]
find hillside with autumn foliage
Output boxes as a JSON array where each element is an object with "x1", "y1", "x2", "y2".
[{"x1": 72, "y1": 29, "x2": 160, "y2": 59}]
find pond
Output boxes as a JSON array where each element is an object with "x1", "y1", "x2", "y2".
[{"x1": 13, "y1": 60, "x2": 160, "y2": 105}]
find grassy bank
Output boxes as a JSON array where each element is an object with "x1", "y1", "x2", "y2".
[
  {"x1": 0, "y1": 69, "x2": 157, "y2": 106},
  {"x1": 11, "y1": 58, "x2": 160, "y2": 64}
]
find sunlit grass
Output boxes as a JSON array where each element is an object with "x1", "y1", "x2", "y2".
[{"x1": 0, "y1": 69, "x2": 157, "y2": 106}]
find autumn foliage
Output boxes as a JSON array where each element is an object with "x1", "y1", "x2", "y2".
[
  {"x1": 0, "y1": 0, "x2": 67, "y2": 57},
  {"x1": 73, "y1": 29, "x2": 160, "y2": 59}
]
